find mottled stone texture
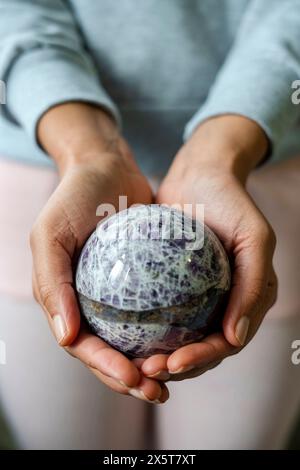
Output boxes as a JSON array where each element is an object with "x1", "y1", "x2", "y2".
[{"x1": 76, "y1": 205, "x2": 230, "y2": 357}]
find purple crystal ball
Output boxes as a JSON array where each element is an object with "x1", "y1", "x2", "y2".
[{"x1": 75, "y1": 205, "x2": 230, "y2": 358}]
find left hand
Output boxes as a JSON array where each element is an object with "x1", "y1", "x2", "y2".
[
  {"x1": 31, "y1": 103, "x2": 168, "y2": 403},
  {"x1": 138, "y1": 115, "x2": 278, "y2": 382}
]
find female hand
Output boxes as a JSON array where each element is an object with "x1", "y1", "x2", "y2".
[
  {"x1": 140, "y1": 115, "x2": 278, "y2": 382},
  {"x1": 30, "y1": 103, "x2": 169, "y2": 403}
]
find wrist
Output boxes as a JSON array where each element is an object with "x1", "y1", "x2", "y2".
[
  {"x1": 37, "y1": 102, "x2": 120, "y2": 175},
  {"x1": 186, "y1": 115, "x2": 269, "y2": 182}
]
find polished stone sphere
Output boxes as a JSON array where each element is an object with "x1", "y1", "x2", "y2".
[{"x1": 75, "y1": 205, "x2": 230, "y2": 357}]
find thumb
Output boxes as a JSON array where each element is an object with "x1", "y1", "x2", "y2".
[
  {"x1": 222, "y1": 228, "x2": 275, "y2": 347},
  {"x1": 30, "y1": 222, "x2": 81, "y2": 346}
]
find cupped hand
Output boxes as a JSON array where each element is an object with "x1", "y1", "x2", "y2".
[
  {"x1": 30, "y1": 103, "x2": 168, "y2": 403},
  {"x1": 140, "y1": 115, "x2": 278, "y2": 382}
]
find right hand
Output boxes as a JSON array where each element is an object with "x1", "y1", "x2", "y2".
[{"x1": 30, "y1": 103, "x2": 169, "y2": 404}]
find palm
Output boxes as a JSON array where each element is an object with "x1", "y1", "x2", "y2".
[
  {"x1": 31, "y1": 148, "x2": 171, "y2": 402},
  {"x1": 139, "y1": 166, "x2": 275, "y2": 381}
]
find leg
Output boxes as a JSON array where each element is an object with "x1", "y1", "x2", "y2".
[
  {"x1": 0, "y1": 294, "x2": 148, "y2": 450},
  {"x1": 156, "y1": 156, "x2": 300, "y2": 450},
  {"x1": 0, "y1": 159, "x2": 148, "y2": 450}
]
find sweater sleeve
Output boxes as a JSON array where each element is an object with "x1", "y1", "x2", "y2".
[
  {"x1": 184, "y1": 0, "x2": 300, "y2": 156},
  {"x1": 0, "y1": 0, "x2": 121, "y2": 144}
]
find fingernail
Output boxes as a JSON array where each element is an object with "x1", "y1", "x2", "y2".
[
  {"x1": 119, "y1": 380, "x2": 131, "y2": 388},
  {"x1": 168, "y1": 364, "x2": 195, "y2": 375},
  {"x1": 129, "y1": 389, "x2": 160, "y2": 404},
  {"x1": 52, "y1": 315, "x2": 67, "y2": 344},
  {"x1": 148, "y1": 371, "x2": 171, "y2": 381},
  {"x1": 235, "y1": 316, "x2": 250, "y2": 346}
]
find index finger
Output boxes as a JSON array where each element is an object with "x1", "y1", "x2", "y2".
[
  {"x1": 66, "y1": 329, "x2": 141, "y2": 388},
  {"x1": 223, "y1": 224, "x2": 276, "y2": 347},
  {"x1": 66, "y1": 329, "x2": 168, "y2": 402},
  {"x1": 166, "y1": 332, "x2": 237, "y2": 374}
]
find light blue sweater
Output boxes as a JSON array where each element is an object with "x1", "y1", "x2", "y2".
[{"x1": 0, "y1": 0, "x2": 300, "y2": 175}]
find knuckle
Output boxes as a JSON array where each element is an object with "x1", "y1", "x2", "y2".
[
  {"x1": 210, "y1": 359, "x2": 223, "y2": 369},
  {"x1": 85, "y1": 347, "x2": 104, "y2": 370},
  {"x1": 272, "y1": 268, "x2": 279, "y2": 288},
  {"x1": 64, "y1": 346, "x2": 77, "y2": 359},
  {"x1": 32, "y1": 282, "x2": 39, "y2": 303},
  {"x1": 270, "y1": 290, "x2": 277, "y2": 309},
  {"x1": 268, "y1": 278, "x2": 278, "y2": 309},
  {"x1": 230, "y1": 348, "x2": 242, "y2": 357},
  {"x1": 37, "y1": 279, "x2": 55, "y2": 312},
  {"x1": 256, "y1": 222, "x2": 269, "y2": 242},
  {"x1": 29, "y1": 225, "x2": 38, "y2": 250},
  {"x1": 30, "y1": 219, "x2": 49, "y2": 249},
  {"x1": 246, "y1": 284, "x2": 265, "y2": 307},
  {"x1": 257, "y1": 221, "x2": 276, "y2": 250},
  {"x1": 267, "y1": 225, "x2": 277, "y2": 251}
]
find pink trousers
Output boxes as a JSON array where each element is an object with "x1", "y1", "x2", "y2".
[{"x1": 0, "y1": 157, "x2": 300, "y2": 449}]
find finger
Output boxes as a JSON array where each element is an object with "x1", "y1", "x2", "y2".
[
  {"x1": 246, "y1": 265, "x2": 278, "y2": 342},
  {"x1": 88, "y1": 367, "x2": 130, "y2": 394},
  {"x1": 133, "y1": 356, "x2": 171, "y2": 380},
  {"x1": 32, "y1": 268, "x2": 80, "y2": 347},
  {"x1": 264, "y1": 266, "x2": 278, "y2": 311},
  {"x1": 168, "y1": 359, "x2": 223, "y2": 382},
  {"x1": 140, "y1": 354, "x2": 170, "y2": 381},
  {"x1": 223, "y1": 224, "x2": 276, "y2": 347},
  {"x1": 131, "y1": 357, "x2": 147, "y2": 369},
  {"x1": 159, "y1": 383, "x2": 170, "y2": 403},
  {"x1": 65, "y1": 330, "x2": 141, "y2": 388},
  {"x1": 137, "y1": 376, "x2": 167, "y2": 403},
  {"x1": 64, "y1": 327, "x2": 166, "y2": 402},
  {"x1": 167, "y1": 332, "x2": 237, "y2": 375},
  {"x1": 89, "y1": 367, "x2": 167, "y2": 403},
  {"x1": 30, "y1": 219, "x2": 80, "y2": 346}
]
